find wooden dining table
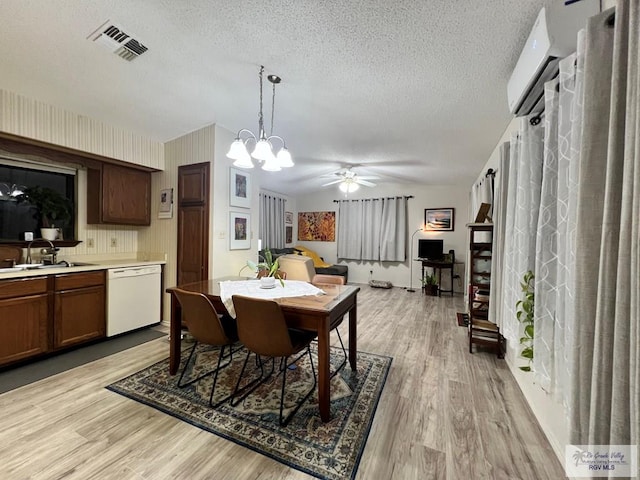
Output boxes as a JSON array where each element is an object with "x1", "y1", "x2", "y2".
[{"x1": 166, "y1": 277, "x2": 360, "y2": 422}]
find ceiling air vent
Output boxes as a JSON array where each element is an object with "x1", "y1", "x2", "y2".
[{"x1": 88, "y1": 21, "x2": 148, "y2": 61}]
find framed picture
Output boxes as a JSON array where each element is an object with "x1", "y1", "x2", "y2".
[
  {"x1": 158, "y1": 188, "x2": 173, "y2": 219},
  {"x1": 285, "y1": 211, "x2": 293, "y2": 224},
  {"x1": 229, "y1": 211, "x2": 251, "y2": 250},
  {"x1": 424, "y1": 208, "x2": 455, "y2": 231},
  {"x1": 285, "y1": 225, "x2": 293, "y2": 244},
  {"x1": 229, "y1": 168, "x2": 251, "y2": 208},
  {"x1": 298, "y1": 211, "x2": 335, "y2": 241}
]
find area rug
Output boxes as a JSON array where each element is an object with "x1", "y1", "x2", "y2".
[
  {"x1": 107, "y1": 342, "x2": 392, "y2": 480},
  {"x1": 457, "y1": 312, "x2": 469, "y2": 327}
]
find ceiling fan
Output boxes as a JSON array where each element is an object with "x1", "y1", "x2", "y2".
[{"x1": 321, "y1": 168, "x2": 377, "y2": 193}]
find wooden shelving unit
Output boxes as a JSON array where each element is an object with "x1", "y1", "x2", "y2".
[{"x1": 467, "y1": 223, "x2": 503, "y2": 357}]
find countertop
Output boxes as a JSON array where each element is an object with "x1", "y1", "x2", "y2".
[{"x1": 0, "y1": 259, "x2": 165, "y2": 280}]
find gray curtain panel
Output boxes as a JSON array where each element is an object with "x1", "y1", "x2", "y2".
[
  {"x1": 259, "y1": 192, "x2": 285, "y2": 249},
  {"x1": 337, "y1": 197, "x2": 408, "y2": 261},
  {"x1": 570, "y1": 0, "x2": 639, "y2": 454}
]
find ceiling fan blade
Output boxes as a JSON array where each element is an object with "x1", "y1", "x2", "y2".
[
  {"x1": 322, "y1": 179, "x2": 343, "y2": 186},
  {"x1": 356, "y1": 179, "x2": 377, "y2": 187}
]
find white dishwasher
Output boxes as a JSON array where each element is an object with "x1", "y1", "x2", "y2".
[{"x1": 107, "y1": 265, "x2": 162, "y2": 337}]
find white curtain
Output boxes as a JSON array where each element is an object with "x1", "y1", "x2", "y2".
[
  {"x1": 337, "y1": 197, "x2": 408, "y2": 262},
  {"x1": 500, "y1": 118, "x2": 544, "y2": 342},
  {"x1": 259, "y1": 192, "x2": 285, "y2": 249},
  {"x1": 488, "y1": 143, "x2": 510, "y2": 327},
  {"x1": 569, "y1": 2, "x2": 640, "y2": 451}
]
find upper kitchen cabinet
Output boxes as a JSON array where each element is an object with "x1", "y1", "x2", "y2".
[{"x1": 87, "y1": 163, "x2": 151, "y2": 226}]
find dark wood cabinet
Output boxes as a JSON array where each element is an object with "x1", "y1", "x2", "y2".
[
  {"x1": 87, "y1": 163, "x2": 151, "y2": 225},
  {"x1": 467, "y1": 223, "x2": 503, "y2": 357},
  {"x1": 53, "y1": 271, "x2": 106, "y2": 349},
  {"x1": 0, "y1": 277, "x2": 49, "y2": 366},
  {"x1": 0, "y1": 271, "x2": 106, "y2": 367}
]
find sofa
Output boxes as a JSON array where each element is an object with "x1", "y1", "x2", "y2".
[{"x1": 259, "y1": 246, "x2": 348, "y2": 283}]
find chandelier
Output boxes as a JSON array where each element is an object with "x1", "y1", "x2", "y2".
[{"x1": 226, "y1": 65, "x2": 293, "y2": 172}]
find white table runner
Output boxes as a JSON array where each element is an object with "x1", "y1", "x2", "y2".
[{"x1": 219, "y1": 279, "x2": 325, "y2": 318}]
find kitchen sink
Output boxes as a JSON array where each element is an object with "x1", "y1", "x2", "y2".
[{"x1": 36, "y1": 261, "x2": 96, "y2": 268}]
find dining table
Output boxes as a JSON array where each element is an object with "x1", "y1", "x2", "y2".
[{"x1": 166, "y1": 276, "x2": 360, "y2": 422}]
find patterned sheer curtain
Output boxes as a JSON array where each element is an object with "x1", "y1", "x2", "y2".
[
  {"x1": 259, "y1": 192, "x2": 285, "y2": 249},
  {"x1": 569, "y1": 2, "x2": 639, "y2": 450},
  {"x1": 337, "y1": 197, "x2": 408, "y2": 261}
]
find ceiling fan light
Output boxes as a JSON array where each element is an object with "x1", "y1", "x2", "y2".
[
  {"x1": 339, "y1": 181, "x2": 359, "y2": 193},
  {"x1": 251, "y1": 138, "x2": 274, "y2": 162},
  {"x1": 276, "y1": 147, "x2": 294, "y2": 168}
]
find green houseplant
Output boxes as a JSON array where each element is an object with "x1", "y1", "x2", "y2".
[
  {"x1": 16, "y1": 186, "x2": 73, "y2": 235},
  {"x1": 240, "y1": 248, "x2": 285, "y2": 286},
  {"x1": 516, "y1": 270, "x2": 535, "y2": 372},
  {"x1": 421, "y1": 273, "x2": 439, "y2": 296}
]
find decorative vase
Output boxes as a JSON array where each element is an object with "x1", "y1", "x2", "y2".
[
  {"x1": 40, "y1": 228, "x2": 58, "y2": 241},
  {"x1": 260, "y1": 276, "x2": 276, "y2": 288}
]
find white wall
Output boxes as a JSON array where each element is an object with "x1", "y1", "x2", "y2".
[{"x1": 296, "y1": 183, "x2": 468, "y2": 289}]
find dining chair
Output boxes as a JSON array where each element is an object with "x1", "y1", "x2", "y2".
[
  {"x1": 230, "y1": 295, "x2": 317, "y2": 426},
  {"x1": 311, "y1": 274, "x2": 348, "y2": 377},
  {"x1": 173, "y1": 288, "x2": 239, "y2": 407}
]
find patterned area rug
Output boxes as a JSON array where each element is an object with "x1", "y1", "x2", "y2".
[{"x1": 107, "y1": 342, "x2": 392, "y2": 480}]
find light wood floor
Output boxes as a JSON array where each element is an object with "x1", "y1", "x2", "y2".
[{"x1": 0, "y1": 286, "x2": 566, "y2": 480}]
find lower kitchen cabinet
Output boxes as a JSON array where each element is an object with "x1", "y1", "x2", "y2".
[
  {"x1": 0, "y1": 271, "x2": 106, "y2": 367},
  {"x1": 0, "y1": 277, "x2": 49, "y2": 366},
  {"x1": 54, "y1": 271, "x2": 106, "y2": 349}
]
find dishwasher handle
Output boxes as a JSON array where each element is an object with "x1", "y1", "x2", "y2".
[{"x1": 108, "y1": 265, "x2": 162, "y2": 279}]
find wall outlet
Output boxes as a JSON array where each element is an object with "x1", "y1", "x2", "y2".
[
  {"x1": 110, "y1": 237, "x2": 117, "y2": 248},
  {"x1": 218, "y1": 231, "x2": 225, "y2": 239},
  {"x1": 87, "y1": 238, "x2": 95, "y2": 248}
]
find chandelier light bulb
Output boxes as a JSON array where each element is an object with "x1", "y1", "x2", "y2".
[
  {"x1": 276, "y1": 147, "x2": 294, "y2": 168},
  {"x1": 251, "y1": 138, "x2": 274, "y2": 162},
  {"x1": 261, "y1": 154, "x2": 282, "y2": 172},
  {"x1": 227, "y1": 139, "x2": 249, "y2": 162},
  {"x1": 339, "y1": 181, "x2": 359, "y2": 193}
]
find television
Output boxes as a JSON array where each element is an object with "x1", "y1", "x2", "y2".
[{"x1": 418, "y1": 239, "x2": 443, "y2": 260}]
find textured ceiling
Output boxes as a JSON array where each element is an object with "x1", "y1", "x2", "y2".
[{"x1": 0, "y1": 0, "x2": 556, "y2": 195}]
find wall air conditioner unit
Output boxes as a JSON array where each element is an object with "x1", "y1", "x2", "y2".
[{"x1": 507, "y1": 0, "x2": 599, "y2": 117}]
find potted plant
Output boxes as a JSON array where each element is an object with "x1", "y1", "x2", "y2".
[
  {"x1": 241, "y1": 248, "x2": 285, "y2": 287},
  {"x1": 16, "y1": 186, "x2": 73, "y2": 240},
  {"x1": 422, "y1": 273, "x2": 439, "y2": 296}
]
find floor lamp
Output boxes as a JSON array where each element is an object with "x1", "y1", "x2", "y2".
[{"x1": 407, "y1": 228, "x2": 423, "y2": 292}]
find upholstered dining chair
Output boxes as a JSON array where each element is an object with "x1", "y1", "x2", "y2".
[
  {"x1": 172, "y1": 288, "x2": 239, "y2": 408},
  {"x1": 230, "y1": 295, "x2": 317, "y2": 426},
  {"x1": 311, "y1": 274, "x2": 348, "y2": 377},
  {"x1": 277, "y1": 254, "x2": 315, "y2": 282}
]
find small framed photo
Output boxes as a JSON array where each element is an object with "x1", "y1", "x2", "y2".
[
  {"x1": 424, "y1": 208, "x2": 455, "y2": 231},
  {"x1": 230, "y1": 168, "x2": 251, "y2": 208},
  {"x1": 158, "y1": 188, "x2": 173, "y2": 219},
  {"x1": 229, "y1": 211, "x2": 251, "y2": 250},
  {"x1": 285, "y1": 225, "x2": 293, "y2": 244},
  {"x1": 285, "y1": 211, "x2": 293, "y2": 224}
]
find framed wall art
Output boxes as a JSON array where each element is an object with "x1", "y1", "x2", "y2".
[
  {"x1": 285, "y1": 211, "x2": 293, "y2": 224},
  {"x1": 285, "y1": 225, "x2": 293, "y2": 244},
  {"x1": 229, "y1": 211, "x2": 251, "y2": 250},
  {"x1": 158, "y1": 187, "x2": 173, "y2": 219},
  {"x1": 424, "y1": 208, "x2": 455, "y2": 231},
  {"x1": 298, "y1": 211, "x2": 335, "y2": 241},
  {"x1": 229, "y1": 167, "x2": 251, "y2": 208}
]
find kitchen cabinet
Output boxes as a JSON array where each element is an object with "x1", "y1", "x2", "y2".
[
  {"x1": 0, "y1": 277, "x2": 49, "y2": 366},
  {"x1": 54, "y1": 271, "x2": 105, "y2": 349},
  {"x1": 87, "y1": 163, "x2": 151, "y2": 225}
]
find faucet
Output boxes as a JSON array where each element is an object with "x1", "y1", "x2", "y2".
[{"x1": 26, "y1": 238, "x2": 56, "y2": 264}]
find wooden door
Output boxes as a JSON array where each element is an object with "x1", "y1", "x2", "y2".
[{"x1": 177, "y1": 163, "x2": 209, "y2": 286}]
